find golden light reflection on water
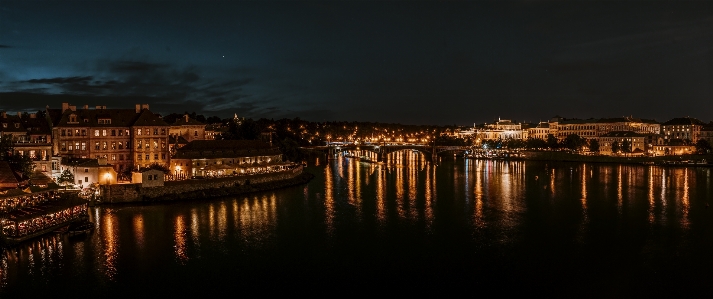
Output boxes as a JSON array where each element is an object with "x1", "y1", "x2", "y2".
[
  {"x1": 617, "y1": 165, "x2": 623, "y2": 215},
  {"x1": 648, "y1": 167, "x2": 655, "y2": 224},
  {"x1": 681, "y1": 169, "x2": 690, "y2": 229},
  {"x1": 376, "y1": 162, "x2": 386, "y2": 224},
  {"x1": 102, "y1": 211, "x2": 118, "y2": 280},
  {"x1": 133, "y1": 214, "x2": 144, "y2": 250},
  {"x1": 190, "y1": 208, "x2": 201, "y2": 251},
  {"x1": 473, "y1": 160, "x2": 484, "y2": 228},
  {"x1": 218, "y1": 202, "x2": 228, "y2": 241},
  {"x1": 324, "y1": 159, "x2": 335, "y2": 234},
  {"x1": 174, "y1": 215, "x2": 188, "y2": 263}
]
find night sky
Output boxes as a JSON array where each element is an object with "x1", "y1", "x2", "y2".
[{"x1": 1, "y1": 1, "x2": 712, "y2": 125}]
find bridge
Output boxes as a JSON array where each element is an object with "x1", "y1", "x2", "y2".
[{"x1": 300, "y1": 144, "x2": 469, "y2": 162}]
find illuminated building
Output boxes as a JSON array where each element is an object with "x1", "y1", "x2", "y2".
[
  {"x1": 61, "y1": 157, "x2": 117, "y2": 188},
  {"x1": 47, "y1": 103, "x2": 170, "y2": 174},
  {"x1": 662, "y1": 117, "x2": 704, "y2": 142},
  {"x1": 170, "y1": 140, "x2": 290, "y2": 178},
  {"x1": 0, "y1": 112, "x2": 53, "y2": 173}
]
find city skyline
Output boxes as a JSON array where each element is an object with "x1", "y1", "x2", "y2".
[{"x1": 2, "y1": 1, "x2": 713, "y2": 125}]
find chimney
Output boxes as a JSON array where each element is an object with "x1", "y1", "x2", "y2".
[
  {"x1": 185, "y1": 114, "x2": 189, "y2": 122},
  {"x1": 17, "y1": 112, "x2": 21, "y2": 117},
  {"x1": 30, "y1": 113, "x2": 36, "y2": 119},
  {"x1": 84, "y1": 105, "x2": 89, "y2": 110},
  {"x1": 141, "y1": 104, "x2": 150, "y2": 111},
  {"x1": 62, "y1": 102, "x2": 69, "y2": 112},
  {"x1": 69, "y1": 105, "x2": 76, "y2": 111},
  {"x1": 136, "y1": 104, "x2": 141, "y2": 113},
  {"x1": 98, "y1": 158, "x2": 108, "y2": 165},
  {"x1": 1, "y1": 112, "x2": 5, "y2": 118}
]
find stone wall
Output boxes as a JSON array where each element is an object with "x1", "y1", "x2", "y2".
[{"x1": 101, "y1": 166, "x2": 305, "y2": 204}]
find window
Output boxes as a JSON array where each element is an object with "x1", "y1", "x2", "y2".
[
  {"x1": 61, "y1": 142, "x2": 66, "y2": 151},
  {"x1": 119, "y1": 154, "x2": 124, "y2": 160},
  {"x1": 84, "y1": 168, "x2": 88, "y2": 173},
  {"x1": 85, "y1": 177, "x2": 88, "y2": 182},
  {"x1": 82, "y1": 129, "x2": 86, "y2": 136},
  {"x1": 111, "y1": 142, "x2": 116, "y2": 150},
  {"x1": 94, "y1": 130, "x2": 99, "y2": 136},
  {"x1": 1, "y1": 123, "x2": 6, "y2": 128},
  {"x1": 125, "y1": 129, "x2": 130, "y2": 136},
  {"x1": 145, "y1": 141, "x2": 150, "y2": 149},
  {"x1": 137, "y1": 154, "x2": 142, "y2": 161},
  {"x1": 194, "y1": 130, "x2": 198, "y2": 137},
  {"x1": 137, "y1": 140, "x2": 142, "y2": 149},
  {"x1": 111, "y1": 154, "x2": 116, "y2": 161},
  {"x1": 145, "y1": 154, "x2": 150, "y2": 160},
  {"x1": 153, "y1": 140, "x2": 158, "y2": 149},
  {"x1": 111, "y1": 130, "x2": 116, "y2": 136},
  {"x1": 75, "y1": 142, "x2": 80, "y2": 151},
  {"x1": 161, "y1": 128, "x2": 166, "y2": 135},
  {"x1": 118, "y1": 142, "x2": 123, "y2": 149},
  {"x1": 161, "y1": 153, "x2": 166, "y2": 160},
  {"x1": 154, "y1": 153, "x2": 158, "y2": 160},
  {"x1": 153, "y1": 128, "x2": 158, "y2": 135},
  {"x1": 145, "y1": 128, "x2": 150, "y2": 135},
  {"x1": 102, "y1": 130, "x2": 107, "y2": 136},
  {"x1": 102, "y1": 141, "x2": 107, "y2": 150},
  {"x1": 75, "y1": 129, "x2": 80, "y2": 136},
  {"x1": 148, "y1": 175, "x2": 153, "y2": 181},
  {"x1": 137, "y1": 129, "x2": 142, "y2": 135},
  {"x1": 67, "y1": 129, "x2": 72, "y2": 136},
  {"x1": 61, "y1": 129, "x2": 65, "y2": 136},
  {"x1": 161, "y1": 140, "x2": 166, "y2": 149},
  {"x1": 118, "y1": 130, "x2": 123, "y2": 136},
  {"x1": 95, "y1": 142, "x2": 100, "y2": 150}
]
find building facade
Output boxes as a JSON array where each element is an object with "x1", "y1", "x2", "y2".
[
  {"x1": 170, "y1": 140, "x2": 287, "y2": 178},
  {"x1": 661, "y1": 117, "x2": 704, "y2": 142},
  {"x1": 47, "y1": 103, "x2": 170, "y2": 174}
]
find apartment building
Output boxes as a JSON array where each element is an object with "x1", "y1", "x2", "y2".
[
  {"x1": 47, "y1": 103, "x2": 170, "y2": 173},
  {"x1": 0, "y1": 112, "x2": 53, "y2": 173},
  {"x1": 661, "y1": 117, "x2": 705, "y2": 142}
]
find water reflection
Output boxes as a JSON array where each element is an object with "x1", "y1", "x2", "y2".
[{"x1": 2, "y1": 159, "x2": 712, "y2": 295}]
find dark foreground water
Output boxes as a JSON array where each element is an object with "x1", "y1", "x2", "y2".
[{"x1": 2, "y1": 152, "x2": 713, "y2": 297}]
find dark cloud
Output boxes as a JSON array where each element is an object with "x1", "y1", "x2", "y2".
[
  {"x1": 0, "y1": 45, "x2": 11, "y2": 48},
  {"x1": 27, "y1": 76, "x2": 93, "y2": 84}
]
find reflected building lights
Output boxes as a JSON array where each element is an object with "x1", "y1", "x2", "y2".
[
  {"x1": 133, "y1": 214, "x2": 145, "y2": 249},
  {"x1": 324, "y1": 162, "x2": 335, "y2": 235},
  {"x1": 102, "y1": 212, "x2": 118, "y2": 280},
  {"x1": 174, "y1": 215, "x2": 188, "y2": 263}
]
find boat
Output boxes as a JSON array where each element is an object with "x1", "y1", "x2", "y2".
[{"x1": 66, "y1": 218, "x2": 94, "y2": 236}]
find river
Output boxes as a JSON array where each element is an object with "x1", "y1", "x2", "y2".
[{"x1": 2, "y1": 152, "x2": 713, "y2": 297}]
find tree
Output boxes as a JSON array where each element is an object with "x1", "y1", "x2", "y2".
[
  {"x1": 526, "y1": 138, "x2": 547, "y2": 150},
  {"x1": 588, "y1": 139, "x2": 600, "y2": 153},
  {"x1": 611, "y1": 141, "x2": 620, "y2": 154},
  {"x1": 695, "y1": 139, "x2": 712, "y2": 154},
  {"x1": 622, "y1": 139, "x2": 632, "y2": 156},
  {"x1": 563, "y1": 134, "x2": 586, "y2": 152},
  {"x1": 57, "y1": 169, "x2": 75, "y2": 186},
  {"x1": 7, "y1": 154, "x2": 35, "y2": 176},
  {"x1": 546, "y1": 134, "x2": 559, "y2": 149}
]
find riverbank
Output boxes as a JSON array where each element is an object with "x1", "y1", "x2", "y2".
[
  {"x1": 143, "y1": 172, "x2": 315, "y2": 202},
  {"x1": 100, "y1": 166, "x2": 314, "y2": 204},
  {"x1": 520, "y1": 150, "x2": 713, "y2": 165}
]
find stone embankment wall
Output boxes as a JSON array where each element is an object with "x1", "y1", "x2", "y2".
[{"x1": 101, "y1": 166, "x2": 311, "y2": 204}]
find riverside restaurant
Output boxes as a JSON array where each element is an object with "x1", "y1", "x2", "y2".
[{"x1": 0, "y1": 186, "x2": 88, "y2": 246}]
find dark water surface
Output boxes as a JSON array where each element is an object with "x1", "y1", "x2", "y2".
[{"x1": 2, "y1": 153, "x2": 713, "y2": 297}]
